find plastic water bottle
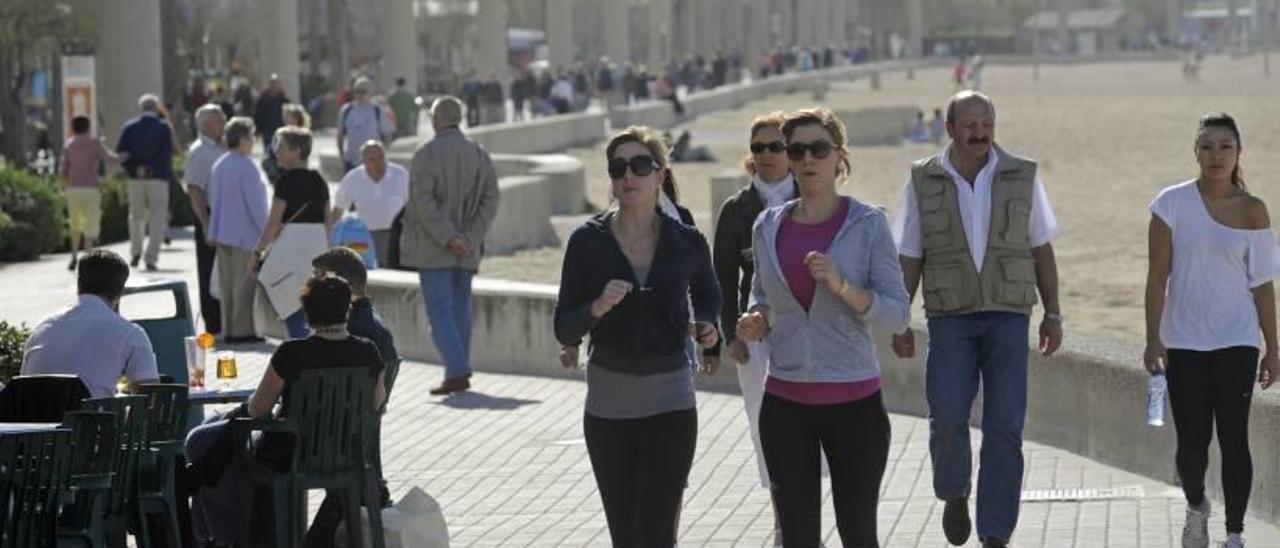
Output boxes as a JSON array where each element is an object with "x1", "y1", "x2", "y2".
[{"x1": 1147, "y1": 374, "x2": 1168, "y2": 427}]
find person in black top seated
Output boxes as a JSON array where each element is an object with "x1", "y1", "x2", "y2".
[
  {"x1": 304, "y1": 246, "x2": 402, "y2": 544},
  {"x1": 183, "y1": 275, "x2": 385, "y2": 548},
  {"x1": 249, "y1": 125, "x2": 334, "y2": 339}
]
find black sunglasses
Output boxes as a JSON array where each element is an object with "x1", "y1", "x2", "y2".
[
  {"x1": 786, "y1": 140, "x2": 835, "y2": 161},
  {"x1": 750, "y1": 141, "x2": 786, "y2": 155},
  {"x1": 608, "y1": 155, "x2": 660, "y2": 179}
]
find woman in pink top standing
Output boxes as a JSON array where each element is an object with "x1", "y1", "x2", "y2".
[
  {"x1": 737, "y1": 108, "x2": 910, "y2": 547},
  {"x1": 59, "y1": 115, "x2": 119, "y2": 270}
]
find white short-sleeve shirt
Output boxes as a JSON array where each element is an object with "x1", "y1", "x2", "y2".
[
  {"x1": 1151, "y1": 180, "x2": 1280, "y2": 350},
  {"x1": 891, "y1": 147, "x2": 1059, "y2": 270},
  {"x1": 183, "y1": 135, "x2": 225, "y2": 192},
  {"x1": 333, "y1": 163, "x2": 410, "y2": 231},
  {"x1": 21, "y1": 295, "x2": 159, "y2": 398}
]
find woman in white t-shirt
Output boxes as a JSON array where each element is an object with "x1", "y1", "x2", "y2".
[{"x1": 1144, "y1": 113, "x2": 1279, "y2": 548}]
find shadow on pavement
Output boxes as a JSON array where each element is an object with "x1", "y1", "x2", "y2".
[{"x1": 432, "y1": 391, "x2": 541, "y2": 411}]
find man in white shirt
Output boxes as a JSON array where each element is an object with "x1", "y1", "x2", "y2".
[
  {"x1": 330, "y1": 140, "x2": 409, "y2": 268},
  {"x1": 184, "y1": 103, "x2": 227, "y2": 334},
  {"x1": 22, "y1": 250, "x2": 159, "y2": 398},
  {"x1": 889, "y1": 91, "x2": 1063, "y2": 548}
]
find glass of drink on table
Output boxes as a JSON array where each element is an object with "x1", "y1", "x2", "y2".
[
  {"x1": 184, "y1": 336, "x2": 206, "y2": 389},
  {"x1": 216, "y1": 351, "x2": 238, "y2": 390}
]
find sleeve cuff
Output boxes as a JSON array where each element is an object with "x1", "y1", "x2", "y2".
[{"x1": 856, "y1": 292, "x2": 890, "y2": 330}]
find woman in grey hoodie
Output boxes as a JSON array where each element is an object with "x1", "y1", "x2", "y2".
[{"x1": 737, "y1": 108, "x2": 910, "y2": 547}]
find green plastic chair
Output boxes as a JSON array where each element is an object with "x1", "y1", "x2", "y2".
[
  {"x1": 231, "y1": 367, "x2": 386, "y2": 548},
  {"x1": 82, "y1": 396, "x2": 151, "y2": 548},
  {"x1": 134, "y1": 384, "x2": 189, "y2": 548},
  {"x1": 0, "y1": 428, "x2": 74, "y2": 548},
  {"x1": 56, "y1": 411, "x2": 118, "y2": 548}
]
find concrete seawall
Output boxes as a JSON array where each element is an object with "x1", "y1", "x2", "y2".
[{"x1": 359, "y1": 271, "x2": 1280, "y2": 526}]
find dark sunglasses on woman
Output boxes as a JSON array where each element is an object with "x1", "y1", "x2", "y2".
[
  {"x1": 786, "y1": 140, "x2": 835, "y2": 161},
  {"x1": 750, "y1": 141, "x2": 786, "y2": 155},
  {"x1": 608, "y1": 155, "x2": 660, "y2": 179}
]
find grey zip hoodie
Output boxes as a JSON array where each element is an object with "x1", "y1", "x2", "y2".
[{"x1": 749, "y1": 197, "x2": 911, "y2": 383}]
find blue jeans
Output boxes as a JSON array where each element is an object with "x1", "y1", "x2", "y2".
[
  {"x1": 925, "y1": 311, "x2": 1029, "y2": 542},
  {"x1": 283, "y1": 309, "x2": 309, "y2": 339},
  {"x1": 419, "y1": 268, "x2": 475, "y2": 379}
]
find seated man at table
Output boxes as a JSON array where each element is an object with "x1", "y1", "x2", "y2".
[
  {"x1": 21, "y1": 249, "x2": 159, "y2": 397},
  {"x1": 184, "y1": 274, "x2": 386, "y2": 547},
  {"x1": 304, "y1": 246, "x2": 401, "y2": 542}
]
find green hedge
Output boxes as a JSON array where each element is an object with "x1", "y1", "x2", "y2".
[
  {"x1": 0, "y1": 169, "x2": 67, "y2": 261},
  {"x1": 0, "y1": 154, "x2": 195, "y2": 261},
  {"x1": 100, "y1": 176, "x2": 131, "y2": 245},
  {"x1": 0, "y1": 320, "x2": 29, "y2": 384}
]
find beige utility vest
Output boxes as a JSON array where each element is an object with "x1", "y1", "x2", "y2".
[{"x1": 910, "y1": 149, "x2": 1039, "y2": 318}]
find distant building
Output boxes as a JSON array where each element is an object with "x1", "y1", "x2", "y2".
[{"x1": 1020, "y1": 8, "x2": 1148, "y2": 55}]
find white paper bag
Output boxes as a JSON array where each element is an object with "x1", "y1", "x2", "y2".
[
  {"x1": 257, "y1": 223, "x2": 328, "y2": 319},
  {"x1": 335, "y1": 486, "x2": 450, "y2": 548}
]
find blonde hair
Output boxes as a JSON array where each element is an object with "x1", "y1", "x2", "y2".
[
  {"x1": 781, "y1": 107, "x2": 852, "y2": 183},
  {"x1": 282, "y1": 103, "x2": 311, "y2": 128},
  {"x1": 274, "y1": 125, "x2": 313, "y2": 160},
  {"x1": 605, "y1": 125, "x2": 680, "y2": 204},
  {"x1": 742, "y1": 110, "x2": 787, "y2": 176}
]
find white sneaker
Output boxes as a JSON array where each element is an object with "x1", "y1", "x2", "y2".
[
  {"x1": 1221, "y1": 533, "x2": 1245, "y2": 548},
  {"x1": 1182, "y1": 499, "x2": 1211, "y2": 548}
]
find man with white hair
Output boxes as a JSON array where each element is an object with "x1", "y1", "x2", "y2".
[
  {"x1": 337, "y1": 77, "x2": 395, "y2": 173},
  {"x1": 115, "y1": 93, "x2": 175, "y2": 270},
  {"x1": 330, "y1": 140, "x2": 409, "y2": 268},
  {"x1": 401, "y1": 96, "x2": 500, "y2": 395},
  {"x1": 183, "y1": 103, "x2": 228, "y2": 334}
]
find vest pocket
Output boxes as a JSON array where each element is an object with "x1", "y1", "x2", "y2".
[
  {"x1": 921, "y1": 210, "x2": 954, "y2": 248},
  {"x1": 996, "y1": 255, "x2": 1038, "y2": 306},
  {"x1": 1000, "y1": 199, "x2": 1031, "y2": 245},
  {"x1": 922, "y1": 263, "x2": 965, "y2": 312}
]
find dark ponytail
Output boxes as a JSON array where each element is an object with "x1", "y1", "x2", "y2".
[{"x1": 1198, "y1": 112, "x2": 1245, "y2": 190}]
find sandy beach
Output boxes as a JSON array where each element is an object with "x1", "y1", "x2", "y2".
[{"x1": 481, "y1": 55, "x2": 1280, "y2": 344}]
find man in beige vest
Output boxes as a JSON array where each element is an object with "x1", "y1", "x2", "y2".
[{"x1": 890, "y1": 91, "x2": 1064, "y2": 548}]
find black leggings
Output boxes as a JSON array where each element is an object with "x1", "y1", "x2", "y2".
[
  {"x1": 1167, "y1": 346, "x2": 1259, "y2": 534},
  {"x1": 584, "y1": 409, "x2": 697, "y2": 548},
  {"x1": 760, "y1": 391, "x2": 891, "y2": 548}
]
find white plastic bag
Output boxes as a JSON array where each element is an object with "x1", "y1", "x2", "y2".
[{"x1": 335, "y1": 486, "x2": 449, "y2": 548}]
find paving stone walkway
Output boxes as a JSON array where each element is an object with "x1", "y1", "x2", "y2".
[{"x1": 6, "y1": 233, "x2": 1280, "y2": 547}]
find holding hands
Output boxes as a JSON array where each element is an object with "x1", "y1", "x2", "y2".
[
  {"x1": 446, "y1": 236, "x2": 474, "y2": 258},
  {"x1": 736, "y1": 310, "x2": 769, "y2": 342},
  {"x1": 689, "y1": 321, "x2": 720, "y2": 349}
]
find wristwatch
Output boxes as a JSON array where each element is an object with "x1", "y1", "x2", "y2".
[{"x1": 1044, "y1": 312, "x2": 1065, "y2": 324}]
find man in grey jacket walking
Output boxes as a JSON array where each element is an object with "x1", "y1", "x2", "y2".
[{"x1": 401, "y1": 96, "x2": 500, "y2": 395}]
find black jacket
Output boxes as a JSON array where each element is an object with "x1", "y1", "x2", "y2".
[
  {"x1": 709, "y1": 182, "x2": 796, "y2": 357},
  {"x1": 554, "y1": 211, "x2": 721, "y2": 375}
]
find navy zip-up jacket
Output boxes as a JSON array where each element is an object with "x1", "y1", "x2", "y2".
[{"x1": 554, "y1": 210, "x2": 722, "y2": 375}]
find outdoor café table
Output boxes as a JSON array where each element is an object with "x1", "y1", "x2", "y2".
[
  {"x1": 0, "y1": 422, "x2": 61, "y2": 434},
  {"x1": 188, "y1": 388, "x2": 254, "y2": 405}
]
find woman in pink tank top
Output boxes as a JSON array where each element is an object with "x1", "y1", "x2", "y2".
[{"x1": 737, "y1": 108, "x2": 910, "y2": 548}]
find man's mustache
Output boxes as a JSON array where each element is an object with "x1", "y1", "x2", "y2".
[{"x1": 967, "y1": 137, "x2": 990, "y2": 145}]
